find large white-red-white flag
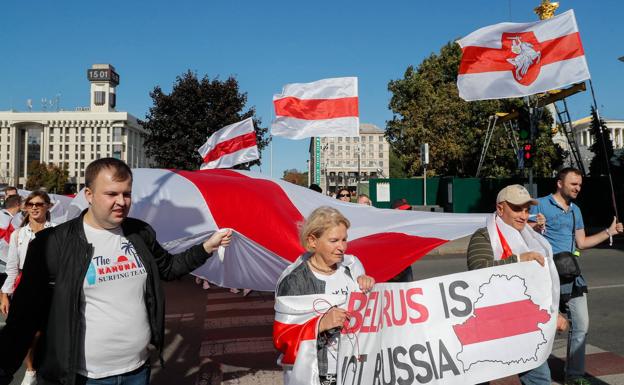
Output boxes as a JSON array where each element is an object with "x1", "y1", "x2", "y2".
[
  {"x1": 457, "y1": 10, "x2": 590, "y2": 101},
  {"x1": 271, "y1": 77, "x2": 359, "y2": 139},
  {"x1": 64, "y1": 168, "x2": 487, "y2": 291},
  {"x1": 198, "y1": 118, "x2": 259, "y2": 169}
]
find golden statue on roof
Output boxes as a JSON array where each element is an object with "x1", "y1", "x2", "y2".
[{"x1": 534, "y1": 0, "x2": 559, "y2": 20}]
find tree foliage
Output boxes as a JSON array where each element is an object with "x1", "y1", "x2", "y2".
[
  {"x1": 386, "y1": 42, "x2": 563, "y2": 178},
  {"x1": 141, "y1": 71, "x2": 269, "y2": 170},
  {"x1": 389, "y1": 148, "x2": 409, "y2": 178},
  {"x1": 26, "y1": 161, "x2": 69, "y2": 193},
  {"x1": 588, "y1": 106, "x2": 615, "y2": 177},
  {"x1": 282, "y1": 169, "x2": 308, "y2": 186}
]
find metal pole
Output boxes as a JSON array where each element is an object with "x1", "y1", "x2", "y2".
[
  {"x1": 588, "y1": 79, "x2": 619, "y2": 219},
  {"x1": 357, "y1": 145, "x2": 361, "y2": 196},
  {"x1": 526, "y1": 96, "x2": 536, "y2": 196},
  {"x1": 423, "y1": 165, "x2": 427, "y2": 206}
]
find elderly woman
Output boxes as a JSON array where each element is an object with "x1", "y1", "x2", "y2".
[
  {"x1": 274, "y1": 206, "x2": 374, "y2": 385},
  {"x1": 0, "y1": 190, "x2": 55, "y2": 385}
]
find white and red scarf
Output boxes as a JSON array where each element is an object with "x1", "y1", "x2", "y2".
[
  {"x1": 273, "y1": 254, "x2": 365, "y2": 385},
  {"x1": 486, "y1": 214, "x2": 560, "y2": 312}
]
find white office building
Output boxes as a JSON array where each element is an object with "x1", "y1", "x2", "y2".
[
  {"x1": 308, "y1": 123, "x2": 390, "y2": 194},
  {"x1": 0, "y1": 64, "x2": 151, "y2": 190}
]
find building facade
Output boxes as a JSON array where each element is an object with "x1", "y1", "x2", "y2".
[
  {"x1": 0, "y1": 64, "x2": 151, "y2": 190},
  {"x1": 556, "y1": 116, "x2": 624, "y2": 173},
  {"x1": 308, "y1": 123, "x2": 389, "y2": 194},
  {"x1": 572, "y1": 116, "x2": 624, "y2": 150}
]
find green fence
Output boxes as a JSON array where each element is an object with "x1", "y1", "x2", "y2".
[{"x1": 369, "y1": 176, "x2": 621, "y2": 227}]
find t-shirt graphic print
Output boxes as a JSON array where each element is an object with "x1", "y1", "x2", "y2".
[
  {"x1": 80, "y1": 222, "x2": 150, "y2": 379},
  {"x1": 85, "y1": 239, "x2": 146, "y2": 286}
]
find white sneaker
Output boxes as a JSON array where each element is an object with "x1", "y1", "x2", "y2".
[{"x1": 21, "y1": 370, "x2": 36, "y2": 385}]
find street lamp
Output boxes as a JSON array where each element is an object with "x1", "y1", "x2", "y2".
[{"x1": 355, "y1": 143, "x2": 361, "y2": 195}]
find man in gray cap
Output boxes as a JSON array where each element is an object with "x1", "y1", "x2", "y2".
[{"x1": 467, "y1": 184, "x2": 567, "y2": 385}]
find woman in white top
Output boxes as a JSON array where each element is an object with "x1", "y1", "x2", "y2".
[{"x1": 0, "y1": 190, "x2": 55, "y2": 385}]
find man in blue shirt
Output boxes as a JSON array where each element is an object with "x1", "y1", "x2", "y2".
[{"x1": 530, "y1": 167, "x2": 622, "y2": 385}]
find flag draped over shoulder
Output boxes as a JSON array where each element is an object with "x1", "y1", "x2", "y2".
[
  {"x1": 271, "y1": 77, "x2": 359, "y2": 139},
  {"x1": 0, "y1": 212, "x2": 16, "y2": 265},
  {"x1": 198, "y1": 118, "x2": 259, "y2": 169},
  {"x1": 64, "y1": 168, "x2": 488, "y2": 291},
  {"x1": 273, "y1": 255, "x2": 358, "y2": 385},
  {"x1": 457, "y1": 10, "x2": 589, "y2": 101}
]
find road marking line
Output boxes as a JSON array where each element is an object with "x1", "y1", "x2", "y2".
[{"x1": 588, "y1": 283, "x2": 624, "y2": 290}]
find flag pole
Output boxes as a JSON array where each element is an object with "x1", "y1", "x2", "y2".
[
  {"x1": 269, "y1": 96, "x2": 274, "y2": 178},
  {"x1": 588, "y1": 79, "x2": 619, "y2": 219}
]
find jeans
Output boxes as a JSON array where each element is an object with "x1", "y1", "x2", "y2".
[
  {"x1": 566, "y1": 293, "x2": 589, "y2": 379},
  {"x1": 75, "y1": 363, "x2": 150, "y2": 385},
  {"x1": 518, "y1": 361, "x2": 551, "y2": 385}
]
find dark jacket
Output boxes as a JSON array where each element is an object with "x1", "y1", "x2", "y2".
[{"x1": 0, "y1": 211, "x2": 212, "y2": 385}]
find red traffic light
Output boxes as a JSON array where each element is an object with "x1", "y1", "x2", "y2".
[{"x1": 523, "y1": 143, "x2": 533, "y2": 160}]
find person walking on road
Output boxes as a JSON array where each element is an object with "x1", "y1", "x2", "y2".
[
  {"x1": 530, "y1": 167, "x2": 623, "y2": 385},
  {"x1": 0, "y1": 158, "x2": 233, "y2": 385}
]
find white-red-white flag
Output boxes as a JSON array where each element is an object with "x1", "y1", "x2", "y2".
[
  {"x1": 198, "y1": 118, "x2": 259, "y2": 169},
  {"x1": 457, "y1": 10, "x2": 590, "y2": 101},
  {"x1": 65, "y1": 168, "x2": 487, "y2": 291},
  {"x1": 0, "y1": 212, "x2": 17, "y2": 266},
  {"x1": 271, "y1": 77, "x2": 359, "y2": 139}
]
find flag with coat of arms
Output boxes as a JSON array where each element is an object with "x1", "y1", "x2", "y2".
[{"x1": 457, "y1": 10, "x2": 590, "y2": 101}]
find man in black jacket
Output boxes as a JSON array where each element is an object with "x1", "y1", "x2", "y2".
[{"x1": 0, "y1": 158, "x2": 232, "y2": 385}]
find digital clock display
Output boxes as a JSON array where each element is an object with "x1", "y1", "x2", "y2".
[{"x1": 87, "y1": 69, "x2": 120, "y2": 86}]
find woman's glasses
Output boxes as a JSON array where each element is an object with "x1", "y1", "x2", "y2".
[
  {"x1": 26, "y1": 202, "x2": 46, "y2": 209},
  {"x1": 338, "y1": 194, "x2": 350, "y2": 198}
]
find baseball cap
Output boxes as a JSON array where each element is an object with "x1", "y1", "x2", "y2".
[{"x1": 496, "y1": 184, "x2": 537, "y2": 206}]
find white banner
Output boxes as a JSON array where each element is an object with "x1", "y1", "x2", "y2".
[{"x1": 338, "y1": 261, "x2": 557, "y2": 385}]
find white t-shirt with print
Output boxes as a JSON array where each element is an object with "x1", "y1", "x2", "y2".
[
  {"x1": 312, "y1": 265, "x2": 358, "y2": 375},
  {"x1": 79, "y1": 222, "x2": 151, "y2": 378}
]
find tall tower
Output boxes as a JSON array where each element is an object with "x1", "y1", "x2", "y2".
[{"x1": 87, "y1": 64, "x2": 120, "y2": 112}]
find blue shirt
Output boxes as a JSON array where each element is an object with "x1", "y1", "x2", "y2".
[
  {"x1": 530, "y1": 194, "x2": 584, "y2": 254},
  {"x1": 530, "y1": 194, "x2": 587, "y2": 294}
]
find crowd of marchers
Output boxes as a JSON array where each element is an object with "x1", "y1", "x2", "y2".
[{"x1": 0, "y1": 162, "x2": 621, "y2": 385}]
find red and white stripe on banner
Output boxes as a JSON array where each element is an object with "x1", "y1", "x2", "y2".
[
  {"x1": 66, "y1": 169, "x2": 487, "y2": 291},
  {"x1": 198, "y1": 118, "x2": 259, "y2": 169},
  {"x1": 457, "y1": 10, "x2": 590, "y2": 101},
  {"x1": 271, "y1": 77, "x2": 359, "y2": 139},
  {"x1": 453, "y1": 275, "x2": 551, "y2": 367}
]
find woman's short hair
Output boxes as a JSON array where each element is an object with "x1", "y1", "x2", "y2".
[
  {"x1": 21, "y1": 190, "x2": 52, "y2": 226},
  {"x1": 299, "y1": 206, "x2": 351, "y2": 251}
]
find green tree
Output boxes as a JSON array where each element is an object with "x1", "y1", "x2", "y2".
[
  {"x1": 26, "y1": 161, "x2": 47, "y2": 190},
  {"x1": 26, "y1": 161, "x2": 69, "y2": 192},
  {"x1": 282, "y1": 169, "x2": 308, "y2": 186},
  {"x1": 389, "y1": 148, "x2": 408, "y2": 178},
  {"x1": 386, "y1": 41, "x2": 562, "y2": 178},
  {"x1": 141, "y1": 71, "x2": 269, "y2": 170},
  {"x1": 588, "y1": 106, "x2": 615, "y2": 176}
]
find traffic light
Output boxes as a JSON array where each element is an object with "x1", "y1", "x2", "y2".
[
  {"x1": 517, "y1": 106, "x2": 531, "y2": 141},
  {"x1": 523, "y1": 142, "x2": 535, "y2": 168}
]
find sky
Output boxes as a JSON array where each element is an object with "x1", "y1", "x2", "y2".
[{"x1": 2, "y1": 0, "x2": 622, "y2": 177}]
